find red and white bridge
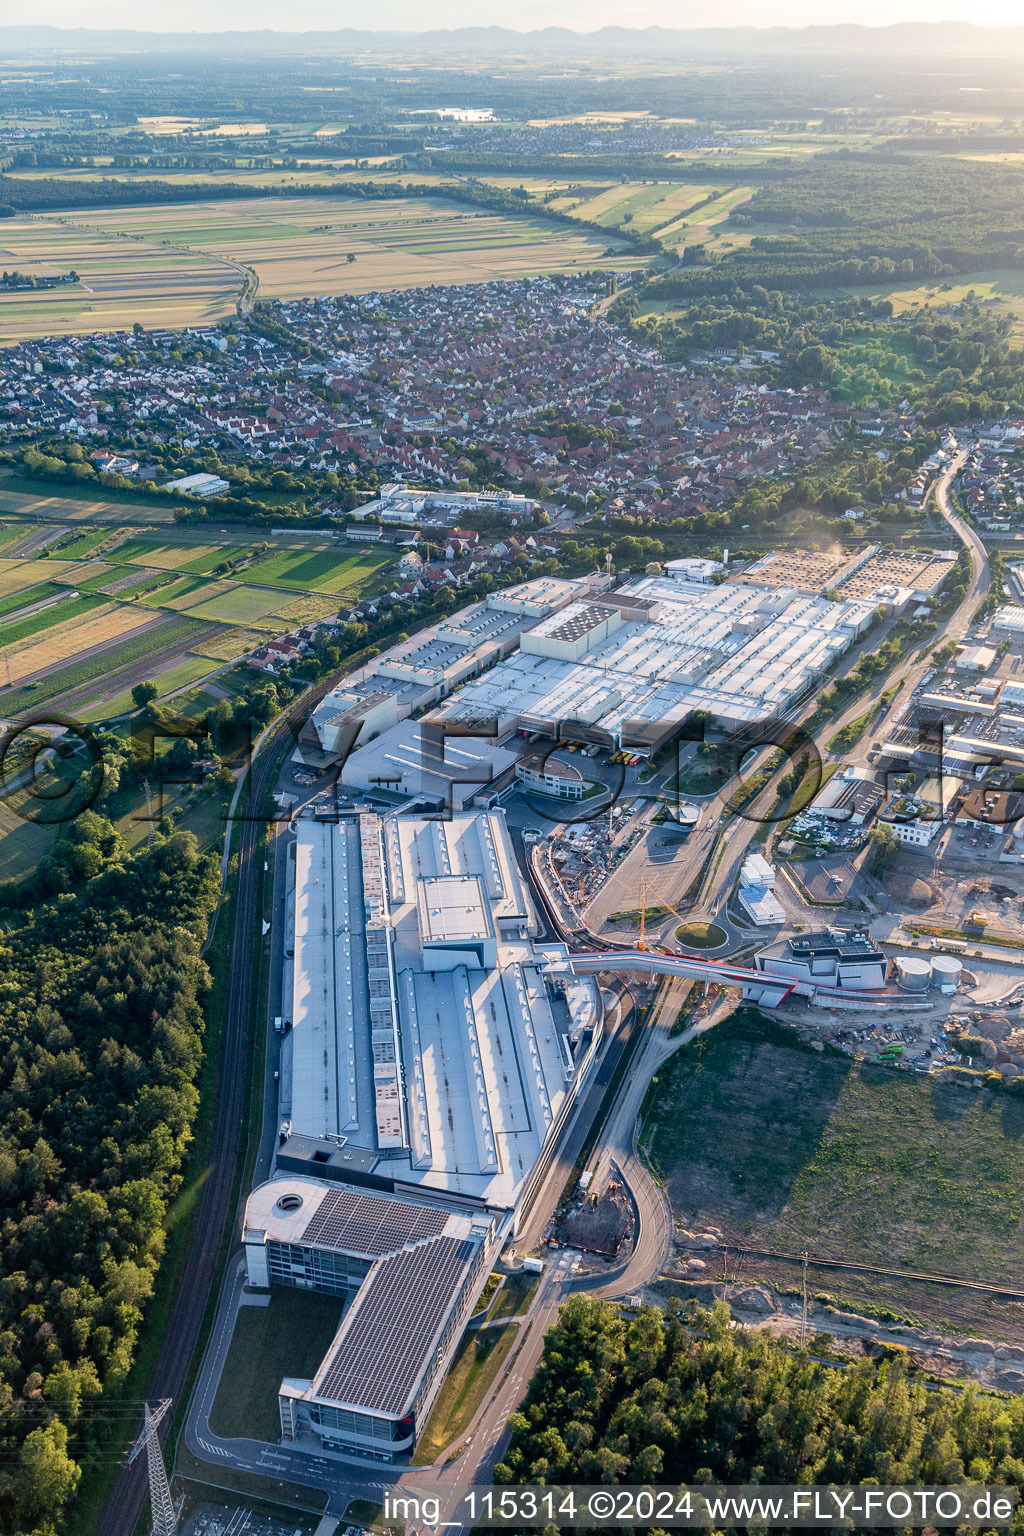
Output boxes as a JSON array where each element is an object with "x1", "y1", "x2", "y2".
[{"x1": 568, "y1": 949, "x2": 932, "y2": 1011}]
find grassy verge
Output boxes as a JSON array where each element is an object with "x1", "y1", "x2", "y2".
[
  {"x1": 174, "y1": 1443, "x2": 327, "y2": 1517},
  {"x1": 488, "y1": 1274, "x2": 539, "y2": 1321},
  {"x1": 827, "y1": 706, "x2": 877, "y2": 753},
  {"x1": 411, "y1": 1324, "x2": 520, "y2": 1467},
  {"x1": 209, "y1": 1289, "x2": 344, "y2": 1442}
]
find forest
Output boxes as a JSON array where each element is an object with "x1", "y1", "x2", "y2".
[
  {"x1": 614, "y1": 281, "x2": 1024, "y2": 418},
  {"x1": 497, "y1": 1296, "x2": 1024, "y2": 1533},
  {"x1": 0, "y1": 821, "x2": 220, "y2": 1536}
]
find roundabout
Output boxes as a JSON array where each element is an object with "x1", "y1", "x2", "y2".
[{"x1": 675, "y1": 919, "x2": 730, "y2": 951}]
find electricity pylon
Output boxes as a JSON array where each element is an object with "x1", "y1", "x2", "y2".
[{"x1": 126, "y1": 1399, "x2": 179, "y2": 1536}]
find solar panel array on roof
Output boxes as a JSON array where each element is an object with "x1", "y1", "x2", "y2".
[
  {"x1": 314, "y1": 1235, "x2": 475, "y2": 1414},
  {"x1": 300, "y1": 1186, "x2": 448, "y2": 1255}
]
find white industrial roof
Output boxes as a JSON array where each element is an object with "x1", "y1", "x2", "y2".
[{"x1": 285, "y1": 812, "x2": 598, "y2": 1211}]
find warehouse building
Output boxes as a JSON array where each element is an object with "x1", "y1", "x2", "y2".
[
  {"x1": 302, "y1": 575, "x2": 877, "y2": 789},
  {"x1": 246, "y1": 807, "x2": 602, "y2": 1461}
]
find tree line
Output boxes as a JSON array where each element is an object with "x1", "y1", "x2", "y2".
[
  {"x1": 0, "y1": 824, "x2": 220, "y2": 1534},
  {"x1": 498, "y1": 1294, "x2": 1024, "y2": 1533}
]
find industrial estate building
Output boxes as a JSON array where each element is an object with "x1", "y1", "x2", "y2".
[
  {"x1": 755, "y1": 930, "x2": 888, "y2": 991},
  {"x1": 243, "y1": 808, "x2": 601, "y2": 1461},
  {"x1": 297, "y1": 569, "x2": 885, "y2": 808},
  {"x1": 245, "y1": 554, "x2": 959, "y2": 1465}
]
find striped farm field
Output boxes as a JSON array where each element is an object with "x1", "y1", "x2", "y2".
[
  {"x1": 0, "y1": 558, "x2": 81, "y2": 597},
  {"x1": 151, "y1": 578, "x2": 228, "y2": 613},
  {"x1": 179, "y1": 582, "x2": 313, "y2": 624},
  {"x1": 138, "y1": 574, "x2": 212, "y2": 607},
  {"x1": 178, "y1": 544, "x2": 257, "y2": 573},
  {"x1": 566, "y1": 180, "x2": 726, "y2": 233},
  {"x1": 0, "y1": 600, "x2": 164, "y2": 685},
  {"x1": 79, "y1": 654, "x2": 219, "y2": 722},
  {"x1": 62, "y1": 560, "x2": 123, "y2": 591},
  {"x1": 244, "y1": 545, "x2": 393, "y2": 594},
  {"x1": 0, "y1": 614, "x2": 218, "y2": 714},
  {"x1": 48, "y1": 194, "x2": 648, "y2": 308},
  {"x1": 108, "y1": 537, "x2": 229, "y2": 570},
  {"x1": 0, "y1": 213, "x2": 239, "y2": 342},
  {"x1": 99, "y1": 567, "x2": 170, "y2": 595},
  {"x1": 0, "y1": 582, "x2": 64, "y2": 619},
  {"x1": 0, "y1": 593, "x2": 107, "y2": 651}
]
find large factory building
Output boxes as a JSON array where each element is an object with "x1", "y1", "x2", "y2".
[{"x1": 242, "y1": 808, "x2": 601, "y2": 1462}]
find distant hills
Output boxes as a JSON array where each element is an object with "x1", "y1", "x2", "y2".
[{"x1": 4, "y1": 21, "x2": 1024, "y2": 57}]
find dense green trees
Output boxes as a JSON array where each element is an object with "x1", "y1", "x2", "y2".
[
  {"x1": 498, "y1": 1296, "x2": 1024, "y2": 1530},
  {"x1": 0, "y1": 828, "x2": 219, "y2": 1535}
]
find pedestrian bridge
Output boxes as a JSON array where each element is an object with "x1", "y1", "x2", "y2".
[
  {"x1": 569, "y1": 949, "x2": 933, "y2": 1011},
  {"x1": 568, "y1": 949, "x2": 796, "y2": 1007}
]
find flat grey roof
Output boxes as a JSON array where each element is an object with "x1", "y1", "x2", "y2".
[{"x1": 417, "y1": 874, "x2": 494, "y2": 946}]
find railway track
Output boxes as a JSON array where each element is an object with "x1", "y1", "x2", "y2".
[
  {"x1": 95, "y1": 675, "x2": 339, "y2": 1536},
  {"x1": 722, "y1": 1246, "x2": 1024, "y2": 1303}
]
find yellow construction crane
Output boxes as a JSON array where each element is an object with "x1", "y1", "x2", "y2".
[{"x1": 637, "y1": 879, "x2": 689, "y2": 952}]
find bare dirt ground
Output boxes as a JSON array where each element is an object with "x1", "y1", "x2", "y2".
[
  {"x1": 655, "y1": 1276, "x2": 1024, "y2": 1391},
  {"x1": 554, "y1": 1179, "x2": 633, "y2": 1257}
]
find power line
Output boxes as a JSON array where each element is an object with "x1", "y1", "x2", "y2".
[{"x1": 125, "y1": 1400, "x2": 180, "y2": 1536}]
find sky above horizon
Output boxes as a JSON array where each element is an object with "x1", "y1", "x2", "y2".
[{"x1": 10, "y1": 1, "x2": 1024, "y2": 32}]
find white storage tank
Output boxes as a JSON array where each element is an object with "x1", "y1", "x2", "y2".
[
  {"x1": 930, "y1": 954, "x2": 963, "y2": 992},
  {"x1": 896, "y1": 955, "x2": 931, "y2": 991}
]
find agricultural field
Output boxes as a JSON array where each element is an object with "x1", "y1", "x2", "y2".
[
  {"x1": 645, "y1": 1009, "x2": 1024, "y2": 1337},
  {"x1": 555, "y1": 180, "x2": 727, "y2": 235},
  {"x1": 46, "y1": 195, "x2": 649, "y2": 305},
  {"x1": 531, "y1": 177, "x2": 756, "y2": 253},
  {"x1": 0, "y1": 599, "x2": 165, "y2": 685},
  {"x1": 0, "y1": 212, "x2": 240, "y2": 342},
  {"x1": 869, "y1": 269, "x2": 1024, "y2": 342},
  {"x1": 0, "y1": 613, "x2": 219, "y2": 715},
  {"x1": 79, "y1": 655, "x2": 221, "y2": 722},
  {"x1": 0, "y1": 557, "x2": 83, "y2": 597},
  {"x1": 0, "y1": 581, "x2": 63, "y2": 618},
  {"x1": 0, "y1": 592, "x2": 106, "y2": 651},
  {"x1": 0, "y1": 516, "x2": 397, "y2": 720},
  {"x1": 243, "y1": 544, "x2": 392, "y2": 594},
  {"x1": 0, "y1": 474, "x2": 186, "y2": 525}
]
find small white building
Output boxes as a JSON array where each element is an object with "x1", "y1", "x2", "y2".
[
  {"x1": 165, "y1": 471, "x2": 229, "y2": 497},
  {"x1": 955, "y1": 644, "x2": 997, "y2": 673},
  {"x1": 884, "y1": 819, "x2": 940, "y2": 848},
  {"x1": 737, "y1": 855, "x2": 785, "y2": 927}
]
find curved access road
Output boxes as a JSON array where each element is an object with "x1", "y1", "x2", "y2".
[{"x1": 932, "y1": 450, "x2": 989, "y2": 623}]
